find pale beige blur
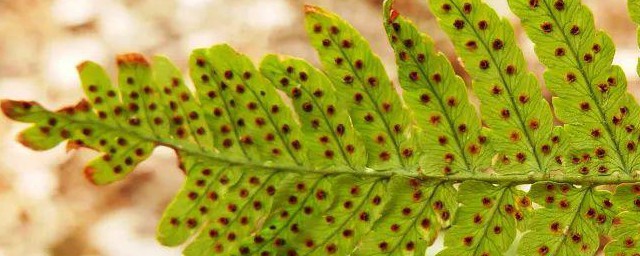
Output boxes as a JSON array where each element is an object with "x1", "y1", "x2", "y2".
[{"x1": 0, "y1": 0, "x2": 636, "y2": 255}]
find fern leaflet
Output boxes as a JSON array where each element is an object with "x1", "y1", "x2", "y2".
[
  {"x1": 383, "y1": 0, "x2": 492, "y2": 176},
  {"x1": 305, "y1": 5, "x2": 419, "y2": 171},
  {"x1": 510, "y1": 0, "x2": 640, "y2": 176},
  {"x1": 430, "y1": 0, "x2": 562, "y2": 174}
]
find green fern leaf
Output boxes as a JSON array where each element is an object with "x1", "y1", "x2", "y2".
[
  {"x1": 604, "y1": 211, "x2": 640, "y2": 255},
  {"x1": 358, "y1": 177, "x2": 457, "y2": 255},
  {"x1": 509, "y1": 0, "x2": 640, "y2": 176},
  {"x1": 242, "y1": 175, "x2": 382, "y2": 255},
  {"x1": 304, "y1": 5, "x2": 419, "y2": 171},
  {"x1": 180, "y1": 170, "x2": 286, "y2": 255},
  {"x1": 426, "y1": 1, "x2": 555, "y2": 254},
  {"x1": 630, "y1": 0, "x2": 640, "y2": 77},
  {"x1": 5, "y1": 56, "x2": 172, "y2": 185},
  {"x1": 157, "y1": 44, "x2": 316, "y2": 254},
  {"x1": 260, "y1": 55, "x2": 367, "y2": 170},
  {"x1": 157, "y1": 161, "x2": 239, "y2": 246},
  {"x1": 429, "y1": 0, "x2": 561, "y2": 174},
  {"x1": 438, "y1": 181, "x2": 530, "y2": 256},
  {"x1": 152, "y1": 56, "x2": 214, "y2": 152},
  {"x1": 605, "y1": 183, "x2": 640, "y2": 255},
  {"x1": 518, "y1": 182, "x2": 617, "y2": 255},
  {"x1": 383, "y1": 0, "x2": 492, "y2": 175},
  {"x1": 296, "y1": 176, "x2": 386, "y2": 255},
  {"x1": 205, "y1": 44, "x2": 307, "y2": 165},
  {"x1": 188, "y1": 49, "x2": 248, "y2": 160}
]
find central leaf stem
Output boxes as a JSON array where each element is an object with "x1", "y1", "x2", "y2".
[{"x1": 54, "y1": 106, "x2": 640, "y2": 185}]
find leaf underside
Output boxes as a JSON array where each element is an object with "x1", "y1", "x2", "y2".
[{"x1": 3, "y1": 0, "x2": 640, "y2": 255}]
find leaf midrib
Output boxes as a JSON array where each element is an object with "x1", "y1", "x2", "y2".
[{"x1": 33, "y1": 103, "x2": 640, "y2": 185}]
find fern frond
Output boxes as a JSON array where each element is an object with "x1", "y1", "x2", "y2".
[
  {"x1": 10, "y1": 56, "x2": 169, "y2": 184},
  {"x1": 383, "y1": 0, "x2": 492, "y2": 175},
  {"x1": 6, "y1": 0, "x2": 640, "y2": 255},
  {"x1": 429, "y1": 0, "x2": 561, "y2": 174},
  {"x1": 158, "y1": 45, "x2": 318, "y2": 254},
  {"x1": 509, "y1": 0, "x2": 640, "y2": 176},
  {"x1": 304, "y1": 5, "x2": 419, "y2": 171}
]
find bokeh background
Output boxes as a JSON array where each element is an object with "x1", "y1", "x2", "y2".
[{"x1": 0, "y1": 0, "x2": 636, "y2": 255}]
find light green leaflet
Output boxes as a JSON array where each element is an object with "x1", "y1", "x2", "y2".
[
  {"x1": 429, "y1": 0, "x2": 562, "y2": 175},
  {"x1": 438, "y1": 181, "x2": 530, "y2": 256},
  {"x1": 510, "y1": 0, "x2": 640, "y2": 176},
  {"x1": 631, "y1": 0, "x2": 640, "y2": 77},
  {"x1": 188, "y1": 49, "x2": 248, "y2": 161},
  {"x1": 260, "y1": 55, "x2": 367, "y2": 171},
  {"x1": 425, "y1": 1, "x2": 549, "y2": 254},
  {"x1": 519, "y1": 182, "x2": 616, "y2": 255},
  {"x1": 153, "y1": 56, "x2": 213, "y2": 153},
  {"x1": 383, "y1": 0, "x2": 492, "y2": 175},
  {"x1": 606, "y1": 184, "x2": 640, "y2": 255},
  {"x1": 241, "y1": 175, "x2": 384, "y2": 255},
  {"x1": 7, "y1": 0, "x2": 640, "y2": 255},
  {"x1": 358, "y1": 178, "x2": 457, "y2": 255},
  {"x1": 304, "y1": 5, "x2": 419, "y2": 171},
  {"x1": 205, "y1": 45, "x2": 307, "y2": 166},
  {"x1": 181, "y1": 170, "x2": 286, "y2": 255}
]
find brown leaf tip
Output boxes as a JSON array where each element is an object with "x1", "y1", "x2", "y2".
[
  {"x1": 66, "y1": 140, "x2": 84, "y2": 152},
  {"x1": 304, "y1": 4, "x2": 323, "y2": 15},
  {"x1": 1, "y1": 100, "x2": 37, "y2": 119},
  {"x1": 76, "y1": 61, "x2": 92, "y2": 72},
  {"x1": 84, "y1": 166, "x2": 99, "y2": 185},
  {"x1": 388, "y1": 9, "x2": 400, "y2": 23},
  {"x1": 117, "y1": 53, "x2": 149, "y2": 66},
  {"x1": 16, "y1": 132, "x2": 35, "y2": 150},
  {"x1": 1, "y1": 99, "x2": 16, "y2": 117}
]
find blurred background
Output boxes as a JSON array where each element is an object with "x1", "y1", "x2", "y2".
[{"x1": 0, "y1": 0, "x2": 636, "y2": 255}]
